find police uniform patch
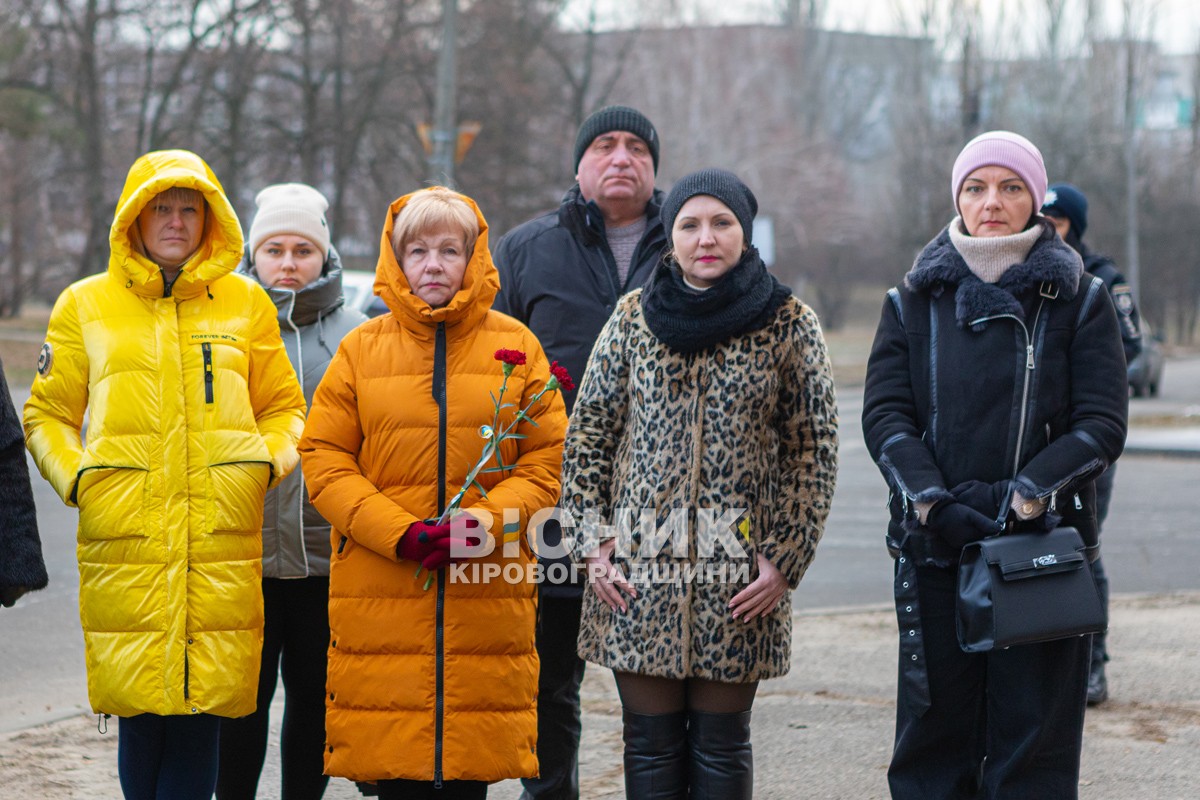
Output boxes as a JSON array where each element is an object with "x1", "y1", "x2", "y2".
[
  {"x1": 1113, "y1": 285, "x2": 1134, "y2": 315},
  {"x1": 37, "y1": 343, "x2": 53, "y2": 375}
]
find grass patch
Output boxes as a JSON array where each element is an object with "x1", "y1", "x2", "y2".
[
  {"x1": 0, "y1": 305, "x2": 52, "y2": 388},
  {"x1": 0, "y1": 338, "x2": 42, "y2": 388},
  {"x1": 0, "y1": 304, "x2": 51, "y2": 332},
  {"x1": 825, "y1": 323, "x2": 876, "y2": 389}
]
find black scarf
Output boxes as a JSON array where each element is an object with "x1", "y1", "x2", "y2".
[{"x1": 640, "y1": 247, "x2": 792, "y2": 354}]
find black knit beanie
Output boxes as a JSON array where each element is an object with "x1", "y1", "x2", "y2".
[
  {"x1": 660, "y1": 168, "x2": 757, "y2": 246},
  {"x1": 573, "y1": 105, "x2": 660, "y2": 173},
  {"x1": 1041, "y1": 182, "x2": 1088, "y2": 238}
]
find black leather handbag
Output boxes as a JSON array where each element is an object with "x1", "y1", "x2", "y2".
[{"x1": 956, "y1": 527, "x2": 1107, "y2": 653}]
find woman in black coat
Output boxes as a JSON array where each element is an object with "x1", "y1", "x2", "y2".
[
  {"x1": 861, "y1": 131, "x2": 1127, "y2": 800},
  {"x1": 0, "y1": 358, "x2": 47, "y2": 608}
]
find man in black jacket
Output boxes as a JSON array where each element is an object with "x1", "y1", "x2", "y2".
[
  {"x1": 1042, "y1": 182, "x2": 1141, "y2": 706},
  {"x1": 493, "y1": 105, "x2": 667, "y2": 800}
]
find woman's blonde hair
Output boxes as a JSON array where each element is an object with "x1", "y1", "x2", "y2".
[
  {"x1": 154, "y1": 186, "x2": 205, "y2": 209},
  {"x1": 390, "y1": 187, "x2": 479, "y2": 258}
]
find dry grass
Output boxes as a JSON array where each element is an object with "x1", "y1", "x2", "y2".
[
  {"x1": 0, "y1": 304, "x2": 53, "y2": 388},
  {"x1": 824, "y1": 323, "x2": 876, "y2": 389}
]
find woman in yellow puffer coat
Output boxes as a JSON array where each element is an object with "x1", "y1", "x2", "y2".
[
  {"x1": 300, "y1": 186, "x2": 567, "y2": 799},
  {"x1": 23, "y1": 149, "x2": 307, "y2": 800}
]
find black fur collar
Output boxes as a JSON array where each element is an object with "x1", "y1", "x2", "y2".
[{"x1": 905, "y1": 218, "x2": 1083, "y2": 326}]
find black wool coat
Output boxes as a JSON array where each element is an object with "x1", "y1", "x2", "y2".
[
  {"x1": 861, "y1": 220, "x2": 1128, "y2": 565},
  {"x1": 1, "y1": 359, "x2": 47, "y2": 605}
]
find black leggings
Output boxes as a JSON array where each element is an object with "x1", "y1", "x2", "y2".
[
  {"x1": 374, "y1": 779, "x2": 488, "y2": 799},
  {"x1": 216, "y1": 576, "x2": 331, "y2": 800},
  {"x1": 613, "y1": 672, "x2": 758, "y2": 715}
]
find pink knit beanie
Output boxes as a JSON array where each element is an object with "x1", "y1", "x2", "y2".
[{"x1": 951, "y1": 131, "x2": 1047, "y2": 216}]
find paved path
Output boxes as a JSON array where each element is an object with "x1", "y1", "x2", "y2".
[{"x1": 3, "y1": 593, "x2": 1198, "y2": 799}]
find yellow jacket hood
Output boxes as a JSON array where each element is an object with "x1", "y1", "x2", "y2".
[
  {"x1": 373, "y1": 187, "x2": 500, "y2": 334},
  {"x1": 110, "y1": 149, "x2": 244, "y2": 299}
]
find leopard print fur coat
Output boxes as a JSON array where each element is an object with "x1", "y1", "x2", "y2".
[{"x1": 561, "y1": 290, "x2": 838, "y2": 681}]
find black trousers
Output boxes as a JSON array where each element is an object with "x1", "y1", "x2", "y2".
[
  {"x1": 119, "y1": 713, "x2": 221, "y2": 800},
  {"x1": 217, "y1": 576, "x2": 331, "y2": 800},
  {"x1": 519, "y1": 592, "x2": 585, "y2": 800},
  {"x1": 889, "y1": 564, "x2": 1090, "y2": 800}
]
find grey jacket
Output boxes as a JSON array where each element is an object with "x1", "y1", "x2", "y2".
[{"x1": 241, "y1": 248, "x2": 366, "y2": 577}]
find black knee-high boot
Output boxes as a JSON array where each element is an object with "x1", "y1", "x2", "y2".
[
  {"x1": 687, "y1": 709, "x2": 753, "y2": 800},
  {"x1": 621, "y1": 709, "x2": 688, "y2": 800}
]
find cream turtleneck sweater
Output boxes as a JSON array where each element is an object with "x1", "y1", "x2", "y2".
[{"x1": 948, "y1": 216, "x2": 1043, "y2": 284}]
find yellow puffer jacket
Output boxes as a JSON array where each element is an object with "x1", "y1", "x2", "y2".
[
  {"x1": 23, "y1": 150, "x2": 307, "y2": 718},
  {"x1": 300, "y1": 188, "x2": 566, "y2": 783}
]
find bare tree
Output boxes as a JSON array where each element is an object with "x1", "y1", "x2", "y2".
[{"x1": 541, "y1": 0, "x2": 640, "y2": 131}]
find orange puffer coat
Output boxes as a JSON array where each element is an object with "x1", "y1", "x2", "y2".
[{"x1": 299, "y1": 188, "x2": 566, "y2": 784}]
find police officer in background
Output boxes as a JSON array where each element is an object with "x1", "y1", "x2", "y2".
[{"x1": 1042, "y1": 182, "x2": 1142, "y2": 706}]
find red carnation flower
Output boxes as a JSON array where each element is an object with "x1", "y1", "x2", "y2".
[
  {"x1": 494, "y1": 349, "x2": 527, "y2": 366},
  {"x1": 549, "y1": 361, "x2": 575, "y2": 392}
]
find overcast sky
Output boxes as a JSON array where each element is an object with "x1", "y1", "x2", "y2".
[{"x1": 562, "y1": 0, "x2": 1199, "y2": 55}]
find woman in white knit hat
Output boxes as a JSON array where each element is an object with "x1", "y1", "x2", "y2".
[{"x1": 216, "y1": 183, "x2": 366, "y2": 800}]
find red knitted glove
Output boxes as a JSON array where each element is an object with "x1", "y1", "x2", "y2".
[
  {"x1": 397, "y1": 521, "x2": 453, "y2": 571},
  {"x1": 397, "y1": 517, "x2": 484, "y2": 571}
]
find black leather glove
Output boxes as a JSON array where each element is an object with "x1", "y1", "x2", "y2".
[
  {"x1": 924, "y1": 500, "x2": 1003, "y2": 548},
  {"x1": 950, "y1": 480, "x2": 1010, "y2": 520}
]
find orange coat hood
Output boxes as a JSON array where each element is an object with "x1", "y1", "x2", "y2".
[{"x1": 373, "y1": 187, "x2": 500, "y2": 335}]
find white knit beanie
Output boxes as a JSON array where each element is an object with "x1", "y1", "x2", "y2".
[{"x1": 248, "y1": 183, "x2": 331, "y2": 262}]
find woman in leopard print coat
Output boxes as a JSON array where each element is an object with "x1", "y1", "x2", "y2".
[{"x1": 560, "y1": 169, "x2": 838, "y2": 799}]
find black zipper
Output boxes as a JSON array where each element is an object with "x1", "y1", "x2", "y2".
[
  {"x1": 202, "y1": 343, "x2": 214, "y2": 404},
  {"x1": 434, "y1": 563, "x2": 446, "y2": 788},
  {"x1": 432, "y1": 321, "x2": 447, "y2": 789},
  {"x1": 968, "y1": 299, "x2": 1047, "y2": 480},
  {"x1": 434, "y1": 323, "x2": 447, "y2": 512},
  {"x1": 585, "y1": 208, "x2": 624, "y2": 302}
]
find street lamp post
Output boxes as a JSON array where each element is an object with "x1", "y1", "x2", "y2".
[{"x1": 430, "y1": 0, "x2": 458, "y2": 187}]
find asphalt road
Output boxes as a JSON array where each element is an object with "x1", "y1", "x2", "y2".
[{"x1": 3, "y1": 359, "x2": 1199, "y2": 736}]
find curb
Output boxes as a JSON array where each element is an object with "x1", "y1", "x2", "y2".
[{"x1": 1122, "y1": 444, "x2": 1200, "y2": 459}]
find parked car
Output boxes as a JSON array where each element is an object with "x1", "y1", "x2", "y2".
[
  {"x1": 341, "y1": 269, "x2": 389, "y2": 318},
  {"x1": 1128, "y1": 322, "x2": 1165, "y2": 397}
]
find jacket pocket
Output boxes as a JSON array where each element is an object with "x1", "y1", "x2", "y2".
[
  {"x1": 202, "y1": 342, "x2": 215, "y2": 404},
  {"x1": 195, "y1": 336, "x2": 251, "y2": 408},
  {"x1": 75, "y1": 466, "x2": 150, "y2": 541},
  {"x1": 206, "y1": 461, "x2": 271, "y2": 534}
]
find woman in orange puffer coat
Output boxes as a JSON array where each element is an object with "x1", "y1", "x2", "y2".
[{"x1": 299, "y1": 187, "x2": 567, "y2": 799}]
